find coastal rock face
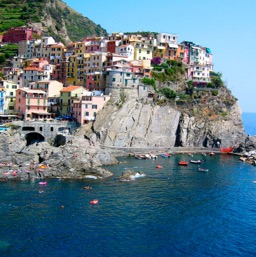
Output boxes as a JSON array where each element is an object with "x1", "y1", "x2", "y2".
[
  {"x1": 93, "y1": 98, "x2": 181, "y2": 148},
  {"x1": 177, "y1": 102, "x2": 245, "y2": 148},
  {"x1": 0, "y1": 131, "x2": 117, "y2": 180},
  {"x1": 92, "y1": 90, "x2": 246, "y2": 149}
]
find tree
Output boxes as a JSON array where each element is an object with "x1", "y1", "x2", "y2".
[{"x1": 160, "y1": 88, "x2": 176, "y2": 99}]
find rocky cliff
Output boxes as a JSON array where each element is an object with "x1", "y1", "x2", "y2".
[{"x1": 91, "y1": 85, "x2": 246, "y2": 150}]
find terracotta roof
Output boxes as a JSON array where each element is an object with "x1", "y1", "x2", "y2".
[
  {"x1": 24, "y1": 67, "x2": 44, "y2": 72},
  {"x1": 60, "y1": 86, "x2": 82, "y2": 92}
]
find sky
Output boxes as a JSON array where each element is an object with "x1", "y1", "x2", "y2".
[{"x1": 64, "y1": 0, "x2": 256, "y2": 113}]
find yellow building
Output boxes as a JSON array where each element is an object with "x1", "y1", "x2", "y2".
[
  {"x1": 2, "y1": 80, "x2": 19, "y2": 115},
  {"x1": 66, "y1": 55, "x2": 77, "y2": 85},
  {"x1": 152, "y1": 45, "x2": 165, "y2": 58},
  {"x1": 134, "y1": 43, "x2": 153, "y2": 61},
  {"x1": 59, "y1": 85, "x2": 84, "y2": 116}
]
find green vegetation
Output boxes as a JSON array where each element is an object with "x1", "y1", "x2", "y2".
[
  {"x1": 185, "y1": 80, "x2": 194, "y2": 96},
  {"x1": 209, "y1": 71, "x2": 224, "y2": 88},
  {"x1": 0, "y1": 44, "x2": 18, "y2": 64},
  {"x1": 159, "y1": 88, "x2": 176, "y2": 99},
  {"x1": 0, "y1": 0, "x2": 46, "y2": 32},
  {"x1": 0, "y1": 0, "x2": 108, "y2": 42},
  {"x1": 116, "y1": 90, "x2": 127, "y2": 108},
  {"x1": 141, "y1": 77, "x2": 156, "y2": 90},
  {"x1": 152, "y1": 60, "x2": 185, "y2": 83}
]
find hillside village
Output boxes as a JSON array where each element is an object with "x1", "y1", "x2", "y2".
[{"x1": 0, "y1": 26, "x2": 215, "y2": 125}]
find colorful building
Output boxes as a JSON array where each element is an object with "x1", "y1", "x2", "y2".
[
  {"x1": 59, "y1": 86, "x2": 84, "y2": 116},
  {"x1": 15, "y1": 88, "x2": 50, "y2": 120},
  {"x1": 73, "y1": 91, "x2": 110, "y2": 124},
  {"x1": 2, "y1": 26, "x2": 41, "y2": 43}
]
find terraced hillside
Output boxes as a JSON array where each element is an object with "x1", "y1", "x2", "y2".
[{"x1": 0, "y1": 0, "x2": 107, "y2": 43}]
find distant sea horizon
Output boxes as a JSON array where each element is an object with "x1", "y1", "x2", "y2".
[{"x1": 242, "y1": 112, "x2": 256, "y2": 136}]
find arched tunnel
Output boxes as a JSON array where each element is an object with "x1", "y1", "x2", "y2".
[{"x1": 25, "y1": 132, "x2": 45, "y2": 146}]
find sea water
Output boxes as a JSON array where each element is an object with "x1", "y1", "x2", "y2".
[{"x1": 0, "y1": 154, "x2": 256, "y2": 257}]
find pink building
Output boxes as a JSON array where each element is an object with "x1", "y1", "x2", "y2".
[
  {"x1": 73, "y1": 91, "x2": 110, "y2": 124},
  {"x1": 15, "y1": 88, "x2": 52, "y2": 120}
]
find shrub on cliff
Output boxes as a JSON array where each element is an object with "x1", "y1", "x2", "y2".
[
  {"x1": 141, "y1": 78, "x2": 156, "y2": 90},
  {"x1": 159, "y1": 88, "x2": 176, "y2": 99}
]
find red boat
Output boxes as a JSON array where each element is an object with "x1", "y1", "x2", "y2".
[
  {"x1": 220, "y1": 147, "x2": 233, "y2": 153},
  {"x1": 178, "y1": 161, "x2": 188, "y2": 166}
]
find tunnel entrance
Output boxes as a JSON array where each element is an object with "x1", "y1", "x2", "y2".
[
  {"x1": 25, "y1": 132, "x2": 45, "y2": 146},
  {"x1": 54, "y1": 134, "x2": 66, "y2": 147}
]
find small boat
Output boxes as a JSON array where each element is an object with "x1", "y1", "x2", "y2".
[
  {"x1": 220, "y1": 147, "x2": 233, "y2": 153},
  {"x1": 198, "y1": 167, "x2": 209, "y2": 173},
  {"x1": 190, "y1": 160, "x2": 202, "y2": 164},
  {"x1": 90, "y1": 199, "x2": 98, "y2": 205},
  {"x1": 178, "y1": 161, "x2": 188, "y2": 166},
  {"x1": 150, "y1": 153, "x2": 157, "y2": 159},
  {"x1": 38, "y1": 182, "x2": 47, "y2": 185},
  {"x1": 145, "y1": 154, "x2": 151, "y2": 159},
  {"x1": 156, "y1": 165, "x2": 163, "y2": 169},
  {"x1": 209, "y1": 152, "x2": 215, "y2": 156},
  {"x1": 135, "y1": 154, "x2": 146, "y2": 160}
]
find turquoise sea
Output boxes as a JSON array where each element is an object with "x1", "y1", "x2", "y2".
[{"x1": 0, "y1": 113, "x2": 256, "y2": 257}]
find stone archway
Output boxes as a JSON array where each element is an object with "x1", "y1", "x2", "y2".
[{"x1": 25, "y1": 132, "x2": 45, "y2": 146}]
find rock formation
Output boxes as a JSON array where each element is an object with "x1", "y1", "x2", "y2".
[
  {"x1": 91, "y1": 86, "x2": 246, "y2": 149},
  {"x1": 0, "y1": 130, "x2": 117, "y2": 181}
]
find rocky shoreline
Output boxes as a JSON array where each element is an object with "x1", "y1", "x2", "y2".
[
  {"x1": 0, "y1": 128, "x2": 255, "y2": 182},
  {"x1": 0, "y1": 130, "x2": 118, "y2": 181}
]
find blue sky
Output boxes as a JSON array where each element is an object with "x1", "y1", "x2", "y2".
[{"x1": 64, "y1": 0, "x2": 256, "y2": 112}]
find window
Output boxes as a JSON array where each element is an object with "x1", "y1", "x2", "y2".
[
  {"x1": 10, "y1": 92, "x2": 13, "y2": 96},
  {"x1": 85, "y1": 104, "x2": 88, "y2": 109},
  {"x1": 92, "y1": 105, "x2": 97, "y2": 109},
  {"x1": 112, "y1": 78, "x2": 116, "y2": 82},
  {"x1": 40, "y1": 127, "x2": 42, "y2": 131},
  {"x1": 51, "y1": 127, "x2": 54, "y2": 132},
  {"x1": 85, "y1": 112, "x2": 89, "y2": 116}
]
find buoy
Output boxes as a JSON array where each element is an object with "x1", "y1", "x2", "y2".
[{"x1": 90, "y1": 199, "x2": 98, "y2": 205}]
